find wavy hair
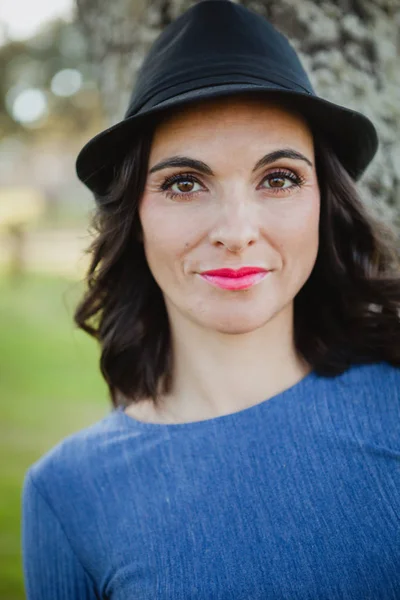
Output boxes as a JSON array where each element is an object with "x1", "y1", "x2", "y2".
[{"x1": 74, "y1": 100, "x2": 400, "y2": 409}]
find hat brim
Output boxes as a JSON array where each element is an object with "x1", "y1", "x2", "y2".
[{"x1": 76, "y1": 83, "x2": 379, "y2": 196}]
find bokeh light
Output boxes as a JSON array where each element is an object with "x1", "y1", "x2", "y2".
[
  {"x1": 0, "y1": 0, "x2": 73, "y2": 42},
  {"x1": 11, "y1": 88, "x2": 48, "y2": 124},
  {"x1": 51, "y1": 68, "x2": 82, "y2": 97}
]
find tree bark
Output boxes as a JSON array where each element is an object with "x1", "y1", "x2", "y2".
[{"x1": 75, "y1": 0, "x2": 400, "y2": 230}]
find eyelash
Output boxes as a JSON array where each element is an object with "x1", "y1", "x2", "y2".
[{"x1": 159, "y1": 169, "x2": 306, "y2": 200}]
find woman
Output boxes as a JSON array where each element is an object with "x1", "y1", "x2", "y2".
[{"x1": 22, "y1": 1, "x2": 400, "y2": 598}]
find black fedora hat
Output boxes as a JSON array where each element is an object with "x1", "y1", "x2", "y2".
[{"x1": 76, "y1": 0, "x2": 379, "y2": 197}]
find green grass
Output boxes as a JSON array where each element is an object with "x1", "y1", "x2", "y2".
[{"x1": 0, "y1": 272, "x2": 109, "y2": 600}]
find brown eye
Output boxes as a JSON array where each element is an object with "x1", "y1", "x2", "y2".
[
  {"x1": 160, "y1": 173, "x2": 204, "y2": 200},
  {"x1": 176, "y1": 180, "x2": 195, "y2": 193},
  {"x1": 268, "y1": 176, "x2": 286, "y2": 188},
  {"x1": 261, "y1": 169, "x2": 303, "y2": 193}
]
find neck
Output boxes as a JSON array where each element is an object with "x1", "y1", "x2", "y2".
[{"x1": 155, "y1": 302, "x2": 311, "y2": 424}]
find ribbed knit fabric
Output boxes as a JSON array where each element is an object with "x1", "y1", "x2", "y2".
[{"x1": 21, "y1": 361, "x2": 400, "y2": 599}]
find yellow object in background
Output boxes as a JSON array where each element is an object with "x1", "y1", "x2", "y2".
[{"x1": 0, "y1": 187, "x2": 45, "y2": 229}]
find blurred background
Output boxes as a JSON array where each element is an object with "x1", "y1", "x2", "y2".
[
  {"x1": 0, "y1": 2, "x2": 109, "y2": 598},
  {"x1": 0, "y1": 0, "x2": 399, "y2": 597}
]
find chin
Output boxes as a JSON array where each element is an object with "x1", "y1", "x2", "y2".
[
  {"x1": 200, "y1": 305, "x2": 280, "y2": 335},
  {"x1": 212, "y1": 322, "x2": 265, "y2": 335}
]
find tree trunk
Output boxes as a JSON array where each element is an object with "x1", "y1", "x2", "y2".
[{"x1": 75, "y1": 0, "x2": 400, "y2": 230}]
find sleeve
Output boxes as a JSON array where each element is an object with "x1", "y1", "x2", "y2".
[{"x1": 21, "y1": 470, "x2": 99, "y2": 600}]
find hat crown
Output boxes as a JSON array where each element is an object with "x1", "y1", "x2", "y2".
[
  {"x1": 126, "y1": 0, "x2": 314, "y2": 117},
  {"x1": 75, "y1": 0, "x2": 379, "y2": 192}
]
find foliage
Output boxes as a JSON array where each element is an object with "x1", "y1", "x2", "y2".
[
  {"x1": 0, "y1": 19, "x2": 103, "y2": 140},
  {"x1": 0, "y1": 273, "x2": 108, "y2": 599}
]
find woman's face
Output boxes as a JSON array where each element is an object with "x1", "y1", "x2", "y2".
[{"x1": 139, "y1": 95, "x2": 320, "y2": 334}]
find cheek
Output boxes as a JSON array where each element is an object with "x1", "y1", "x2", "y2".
[
  {"x1": 268, "y1": 193, "x2": 320, "y2": 260},
  {"x1": 286, "y1": 190, "x2": 319, "y2": 236},
  {"x1": 139, "y1": 198, "x2": 200, "y2": 275}
]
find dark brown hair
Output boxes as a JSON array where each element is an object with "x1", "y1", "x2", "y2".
[{"x1": 74, "y1": 98, "x2": 400, "y2": 409}]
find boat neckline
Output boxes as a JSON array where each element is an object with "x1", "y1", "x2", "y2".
[{"x1": 111, "y1": 368, "x2": 319, "y2": 431}]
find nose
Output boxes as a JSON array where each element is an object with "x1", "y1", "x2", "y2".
[{"x1": 208, "y1": 196, "x2": 259, "y2": 252}]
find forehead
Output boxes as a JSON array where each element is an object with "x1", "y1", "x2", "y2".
[{"x1": 150, "y1": 94, "x2": 313, "y2": 153}]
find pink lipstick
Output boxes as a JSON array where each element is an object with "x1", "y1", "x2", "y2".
[{"x1": 199, "y1": 267, "x2": 270, "y2": 290}]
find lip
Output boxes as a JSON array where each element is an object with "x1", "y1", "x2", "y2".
[
  {"x1": 199, "y1": 267, "x2": 270, "y2": 290},
  {"x1": 201, "y1": 267, "x2": 268, "y2": 277}
]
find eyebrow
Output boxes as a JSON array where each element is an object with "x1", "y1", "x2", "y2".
[{"x1": 148, "y1": 148, "x2": 314, "y2": 176}]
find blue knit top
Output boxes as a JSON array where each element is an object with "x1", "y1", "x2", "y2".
[{"x1": 21, "y1": 361, "x2": 400, "y2": 599}]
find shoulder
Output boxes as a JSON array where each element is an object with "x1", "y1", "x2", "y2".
[
  {"x1": 326, "y1": 360, "x2": 400, "y2": 427},
  {"x1": 337, "y1": 360, "x2": 400, "y2": 389},
  {"x1": 318, "y1": 361, "x2": 400, "y2": 404},
  {"x1": 24, "y1": 409, "x2": 126, "y2": 504},
  {"x1": 315, "y1": 361, "x2": 400, "y2": 447},
  {"x1": 314, "y1": 360, "x2": 400, "y2": 414}
]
